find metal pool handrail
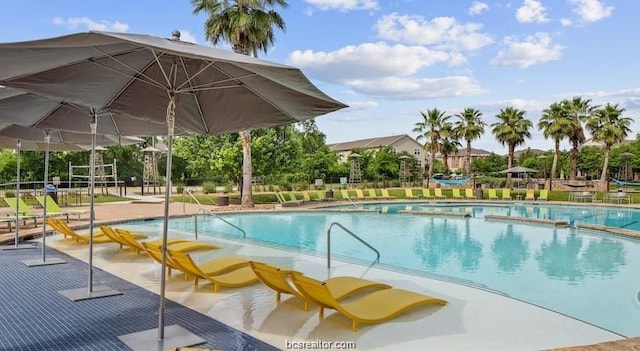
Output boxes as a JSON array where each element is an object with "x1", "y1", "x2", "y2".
[
  {"x1": 327, "y1": 222, "x2": 380, "y2": 268},
  {"x1": 182, "y1": 188, "x2": 201, "y2": 213},
  {"x1": 194, "y1": 207, "x2": 246, "y2": 239}
]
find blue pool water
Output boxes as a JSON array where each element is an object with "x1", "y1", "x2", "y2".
[{"x1": 126, "y1": 205, "x2": 640, "y2": 337}]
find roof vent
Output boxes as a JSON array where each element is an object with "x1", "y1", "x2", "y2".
[{"x1": 170, "y1": 30, "x2": 181, "y2": 41}]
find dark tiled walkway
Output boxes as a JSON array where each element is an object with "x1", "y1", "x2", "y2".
[{"x1": 0, "y1": 244, "x2": 279, "y2": 351}]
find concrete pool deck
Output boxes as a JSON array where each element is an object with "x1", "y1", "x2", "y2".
[{"x1": 1, "y1": 200, "x2": 637, "y2": 350}]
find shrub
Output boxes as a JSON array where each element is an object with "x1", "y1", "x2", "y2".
[{"x1": 201, "y1": 182, "x2": 216, "y2": 194}]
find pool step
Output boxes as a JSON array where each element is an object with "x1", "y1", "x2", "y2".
[
  {"x1": 484, "y1": 215, "x2": 569, "y2": 227},
  {"x1": 398, "y1": 210, "x2": 471, "y2": 218}
]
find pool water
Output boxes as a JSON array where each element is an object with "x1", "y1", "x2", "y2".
[{"x1": 126, "y1": 207, "x2": 640, "y2": 337}]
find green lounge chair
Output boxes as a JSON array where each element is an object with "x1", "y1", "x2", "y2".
[
  {"x1": 381, "y1": 189, "x2": 395, "y2": 199},
  {"x1": 488, "y1": 189, "x2": 499, "y2": 200},
  {"x1": 422, "y1": 189, "x2": 434, "y2": 199},
  {"x1": 538, "y1": 189, "x2": 549, "y2": 201},
  {"x1": 434, "y1": 188, "x2": 447, "y2": 199},
  {"x1": 3, "y1": 197, "x2": 39, "y2": 227},
  {"x1": 452, "y1": 189, "x2": 464, "y2": 199},
  {"x1": 36, "y1": 195, "x2": 88, "y2": 221},
  {"x1": 340, "y1": 189, "x2": 351, "y2": 200},
  {"x1": 367, "y1": 189, "x2": 380, "y2": 199},
  {"x1": 501, "y1": 189, "x2": 512, "y2": 200},
  {"x1": 404, "y1": 188, "x2": 418, "y2": 199}
]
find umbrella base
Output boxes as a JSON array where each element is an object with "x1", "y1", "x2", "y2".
[
  {"x1": 22, "y1": 257, "x2": 66, "y2": 266},
  {"x1": 118, "y1": 324, "x2": 206, "y2": 351},
  {"x1": 58, "y1": 285, "x2": 122, "y2": 301}
]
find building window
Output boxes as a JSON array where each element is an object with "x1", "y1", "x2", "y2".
[
  {"x1": 414, "y1": 148, "x2": 421, "y2": 155},
  {"x1": 392, "y1": 147, "x2": 397, "y2": 153}
]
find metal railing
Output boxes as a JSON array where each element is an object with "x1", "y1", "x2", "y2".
[
  {"x1": 327, "y1": 222, "x2": 380, "y2": 268},
  {"x1": 182, "y1": 189, "x2": 201, "y2": 213},
  {"x1": 193, "y1": 207, "x2": 246, "y2": 239}
]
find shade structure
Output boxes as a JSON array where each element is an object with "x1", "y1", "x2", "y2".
[
  {"x1": 0, "y1": 30, "x2": 347, "y2": 348},
  {"x1": 499, "y1": 166, "x2": 539, "y2": 174},
  {"x1": 0, "y1": 124, "x2": 144, "y2": 150}
]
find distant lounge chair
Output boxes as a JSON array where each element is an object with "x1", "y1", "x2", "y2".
[
  {"x1": 434, "y1": 188, "x2": 447, "y2": 199},
  {"x1": 276, "y1": 192, "x2": 303, "y2": 206},
  {"x1": 167, "y1": 250, "x2": 258, "y2": 292},
  {"x1": 355, "y1": 189, "x2": 367, "y2": 200},
  {"x1": 302, "y1": 191, "x2": 313, "y2": 202},
  {"x1": 316, "y1": 190, "x2": 334, "y2": 201},
  {"x1": 36, "y1": 195, "x2": 89, "y2": 221},
  {"x1": 340, "y1": 189, "x2": 352, "y2": 200},
  {"x1": 422, "y1": 189, "x2": 434, "y2": 199},
  {"x1": 381, "y1": 189, "x2": 395, "y2": 199},
  {"x1": 404, "y1": 188, "x2": 418, "y2": 199},
  {"x1": 465, "y1": 188, "x2": 475, "y2": 199},
  {"x1": 488, "y1": 189, "x2": 499, "y2": 200},
  {"x1": 452, "y1": 189, "x2": 463, "y2": 200},
  {"x1": 3, "y1": 197, "x2": 39, "y2": 227},
  {"x1": 538, "y1": 189, "x2": 549, "y2": 201},
  {"x1": 525, "y1": 189, "x2": 536, "y2": 201},
  {"x1": 501, "y1": 189, "x2": 512, "y2": 200},
  {"x1": 288, "y1": 192, "x2": 307, "y2": 204},
  {"x1": 367, "y1": 189, "x2": 380, "y2": 199},
  {"x1": 290, "y1": 272, "x2": 447, "y2": 331},
  {"x1": 249, "y1": 261, "x2": 391, "y2": 310}
]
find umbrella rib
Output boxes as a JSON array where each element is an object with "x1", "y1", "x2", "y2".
[
  {"x1": 176, "y1": 56, "x2": 209, "y2": 134},
  {"x1": 90, "y1": 46, "x2": 168, "y2": 90},
  {"x1": 174, "y1": 74, "x2": 255, "y2": 93}
]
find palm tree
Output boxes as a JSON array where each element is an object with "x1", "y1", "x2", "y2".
[
  {"x1": 454, "y1": 108, "x2": 486, "y2": 176},
  {"x1": 440, "y1": 122, "x2": 461, "y2": 175},
  {"x1": 192, "y1": 0, "x2": 288, "y2": 207},
  {"x1": 491, "y1": 107, "x2": 532, "y2": 187},
  {"x1": 585, "y1": 103, "x2": 631, "y2": 184},
  {"x1": 562, "y1": 97, "x2": 595, "y2": 181},
  {"x1": 413, "y1": 108, "x2": 450, "y2": 187},
  {"x1": 538, "y1": 102, "x2": 572, "y2": 190}
]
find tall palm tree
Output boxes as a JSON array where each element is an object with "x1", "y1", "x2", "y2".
[
  {"x1": 413, "y1": 108, "x2": 450, "y2": 187},
  {"x1": 192, "y1": 0, "x2": 288, "y2": 207},
  {"x1": 562, "y1": 97, "x2": 595, "y2": 181},
  {"x1": 454, "y1": 108, "x2": 485, "y2": 176},
  {"x1": 538, "y1": 102, "x2": 572, "y2": 190},
  {"x1": 585, "y1": 103, "x2": 631, "y2": 183},
  {"x1": 491, "y1": 107, "x2": 532, "y2": 187},
  {"x1": 440, "y1": 122, "x2": 461, "y2": 175}
]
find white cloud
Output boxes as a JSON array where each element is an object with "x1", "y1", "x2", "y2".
[
  {"x1": 569, "y1": 0, "x2": 614, "y2": 22},
  {"x1": 52, "y1": 17, "x2": 129, "y2": 32},
  {"x1": 560, "y1": 18, "x2": 573, "y2": 26},
  {"x1": 515, "y1": 0, "x2": 549, "y2": 23},
  {"x1": 344, "y1": 101, "x2": 379, "y2": 111},
  {"x1": 305, "y1": 0, "x2": 378, "y2": 11},
  {"x1": 469, "y1": 1, "x2": 489, "y2": 15},
  {"x1": 288, "y1": 42, "x2": 459, "y2": 82},
  {"x1": 491, "y1": 32, "x2": 564, "y2": 68},
  {"x1": 375, "y1": 13, "x2": 493, "y2": 51},
  {"x1": 348, "y1": 76, "x2": 486, "y2": 99}
]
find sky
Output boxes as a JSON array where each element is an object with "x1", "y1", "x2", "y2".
[{"x1": 0, "y1": 0, "x2": 638, "y2": 154}]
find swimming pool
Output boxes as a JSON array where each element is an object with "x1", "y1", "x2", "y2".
[{"x1": 125, "y1": 206, "x2": 640, "y2": 337}]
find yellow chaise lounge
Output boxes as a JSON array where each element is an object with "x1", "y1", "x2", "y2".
[
  {"x1": 249, "y1": 261, "x2": 391, "y2": 310},
  {"x1": 290, "y1": 272, "x2": 447, "y2": 331},
  {"x1": 167, "y1": 250, "x2": 258, "y2": 292}
]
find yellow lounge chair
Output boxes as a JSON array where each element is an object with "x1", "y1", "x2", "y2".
[
  {"x1": 404, "y1": 188, "x2": 418, "y2": 199},
  {"x1": 290, "y1": 272, "x2": 447, "y2": 331},
  {"x1": 488, "y1": 189, "x2": 499, "y2": 200},
  {"x1": 248, "y1": 261, "x2": 391, "y2": 311},
  {"x1": 140, "y1": 241, "x2": 221, "y2": 277},
  {"x1": 465, "y1": 188, "x2": 475, "y2": 199},
  {"x1": 114, "y1": 229, "x2": 202, "y2": 254},
  {"x1": 452, "y1": 189, "x2": 463, "y2": 199},
  {"x1": 525, "y1": 189, "x2": 536, "y2": 201},
  {"x1": 380, "y1": 189, "x2": 395, "y2": 199},
  {"x1": 501, "y1": 189, "x2": 512, "y2": 200},
  {"x1": 302, "y1": 191, "x2": 313, "y2": 202},
  {"x1": 340, "y1": 189, "x2": 351, "y2": 200},
  {"x1": 366, "y1": 189, "x2": 380, "y2": 199},
  {"x1": 355, "y1": 189, "x2": 366, "y2": 200},
  {"x1": 422, "y1": 189, "x2": 434, "y2": 199},
  {"x1": 99, "y1": 225, "x2": 137, "y2": 250},
  {"x1": 47, "y1": 218, "x2": 112, "y2": 244},
  {"x1": 36, "y1": 195, "x2": 88, "y2": 221},
  {"x1": 167, "y1": 250, "x2": 258, "y2": 292},
  {"x1": 434, "y1": 188, "x2": 447, "y2": 199},
  {"x1": 538, "y1": 189, "x2": 549, "y2": 201}
]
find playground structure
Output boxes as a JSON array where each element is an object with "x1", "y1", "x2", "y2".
[{"x1": 141, "y1": 145, "x2": 161, "y2": 195}]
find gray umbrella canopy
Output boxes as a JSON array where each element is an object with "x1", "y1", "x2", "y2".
[
  {"x1": 0, "y1": 124, "x2": 144, "y2": 150},
  {"x1": 0, "y1": 30, "x2": 347, "y2": 344},
  {"x1": 500, "y1": 166, "x2": 539, "y2": 174},
  {"x1": 0, "y1": 31, "x2": 347, "y2": 135}
]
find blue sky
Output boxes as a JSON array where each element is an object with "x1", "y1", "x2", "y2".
[{"x1": 0, "y1": 0, "x2": 637, "y2": 153}]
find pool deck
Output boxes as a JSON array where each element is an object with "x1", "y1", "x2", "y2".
[{"x1": 0, "y1": 199, "x2": 638, "y2": 350}]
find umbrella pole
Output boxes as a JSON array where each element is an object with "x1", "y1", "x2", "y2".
[{"x1": 1, "y1": 140, "x2": 36, "y2": 251}]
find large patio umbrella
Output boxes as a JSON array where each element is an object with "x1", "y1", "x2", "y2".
[
  {"x1": 499, "y1": 166, "x2": 540, "y2": 174},
  {"x1": 0, "y1": 30, "x2": 347, "y2": 348}
]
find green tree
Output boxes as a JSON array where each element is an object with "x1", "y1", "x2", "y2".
[
  {"x1": 454, "y1": 108, "x2": 486, "y2": 176},
  {"x1": 562, "y1": 97, "x2": 595, "y2": 180},
  {"x1": 538, "y1": 102, "x2": 572, "y2": 190},
  {"x1": 192, "y1": 0, "x2": 288, "y2": 207},
  {"x1": 585, "y1": 103, "x2": 631, "y2": 183},
  {"x1": 413, "y1": 108, "x2": 450, "y2": 186},
  {"x1": 439, "y1": 122, "x2": 460, "y2": 175},
  {"x1": 491, "y1": 107, "x2": 532, "y2": 187}
]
